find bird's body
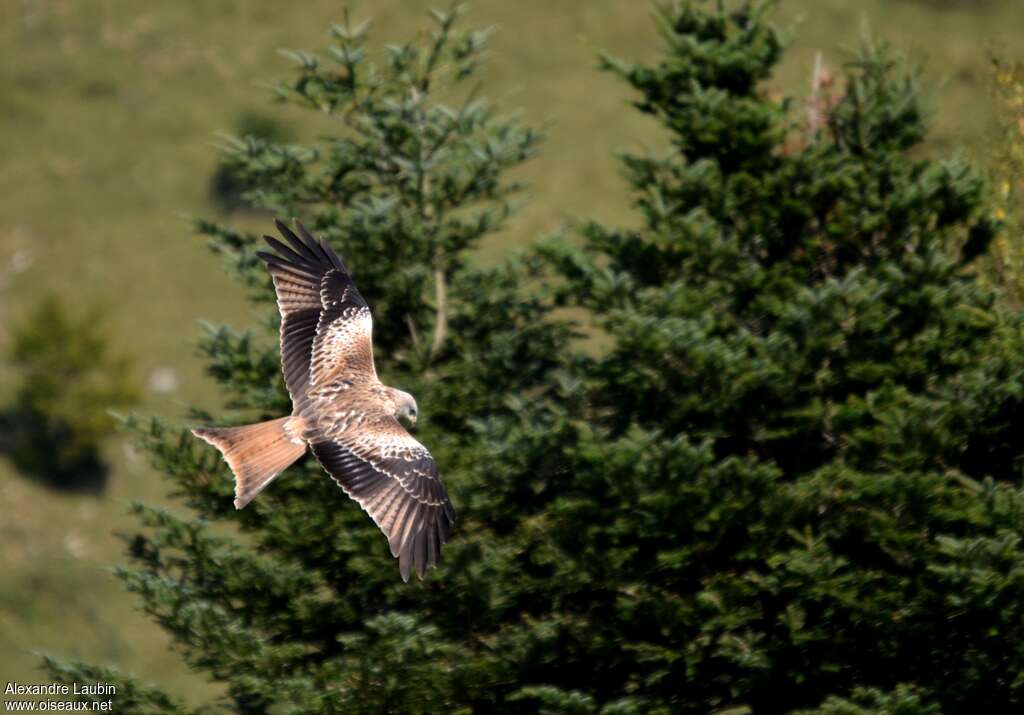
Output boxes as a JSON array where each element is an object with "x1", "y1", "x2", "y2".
[
  {"x1": 193, "y1": 220, "x2": 454, "y2": 581},
  {"x1": 303, "y1": 379, "x2": 407, "y2": 435}
]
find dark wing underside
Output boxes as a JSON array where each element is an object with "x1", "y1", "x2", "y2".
[
  {"x1": 310, "y1": 417, "x2": 455, "y2": 581},
  {"x1": 257, "y1": 220, "x2": 373, "y2": 407}
]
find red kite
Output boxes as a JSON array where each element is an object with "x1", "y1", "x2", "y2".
[{"x1": 193, "y1": 220, "x2": 455, "y2": 581}]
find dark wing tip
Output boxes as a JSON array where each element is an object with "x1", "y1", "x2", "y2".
[
  {"x1": 395, "y1": 507, "x2": 452, "y2": 582},
  {"x1": 414, "y1": 524, "x2": 428, "y2": 578},
  {"x1": 399, "y1": 546, "x2": 414, "y2": 582},
  {"x1": 294, "y1": 219, "x2": 314, "y2": 243},
  {"x1": 268, "y1": 218, "x2": 350, "y2": 275},
  {"x1": 398, "y1": 527, "x2": 427, "y2": 582},
  {"x1": 320, "y1": 238, "x2": 347, "y2": 272},
  {"x1": 272, "y1": 218, "x2": 320, "y2": 263},
  {"x1": 261, "y1": 235, "x2": 315, "y2": 269},
  {"x1": 296, "y1": 219, "x2": 347, "y2": 273}
]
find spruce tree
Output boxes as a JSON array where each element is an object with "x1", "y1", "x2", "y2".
[
  {"x1": 45, "y1": 2, "x2": 1024, "y2": 714},
  {"x1": 47, "y1": 8, "x2": 565, "y2": 713},
  {"x1": 538, "y1": 1, "x2": 1024, "y2": 712}
]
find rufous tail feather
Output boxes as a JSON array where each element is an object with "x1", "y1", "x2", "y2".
[{"x1": 192, "y1": 416, "x2": 306, "y2": 508}]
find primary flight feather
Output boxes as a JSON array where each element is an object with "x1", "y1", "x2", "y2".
[{"x1": 192, "y1": 219, "x2": 455, "y2": 581}]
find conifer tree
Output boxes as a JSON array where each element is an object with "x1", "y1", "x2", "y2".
[
  {"x1": 46, "y1": 2, "x2": 1024, "y2": 714},
  {"x1": 4, "y1": 295, "x2": 138, "y2": 491},
  {"x1": 538, "y1": 1, "x2": 1024, "y2": 712},
  {"x1": 47, "y1": 8, "x2": 567, "y2": 713}
]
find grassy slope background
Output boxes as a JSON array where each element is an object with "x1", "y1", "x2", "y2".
[{"x1": 0, "y1": 0, "x2": 1020, "y2": 702}]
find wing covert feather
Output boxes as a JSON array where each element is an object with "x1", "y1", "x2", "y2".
[{"x1": 309, "y1": 272, "x2": 377, "y2": 386}]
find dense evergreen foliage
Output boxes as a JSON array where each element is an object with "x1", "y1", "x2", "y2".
[{"x1": 47, "y1": 2, "x2": 1024, "y2": 712}]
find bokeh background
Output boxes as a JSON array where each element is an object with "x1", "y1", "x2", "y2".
[{"x1": 0, "y1": 0, "x2": 1021, "y2": 702}]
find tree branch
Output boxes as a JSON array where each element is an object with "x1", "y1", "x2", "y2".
[
  {"x1": 429, "y1": 267, "x2": 447, "y2": 358},
  {"x1": 405, "y1": 313, "x2": 422, "y2": 354}
]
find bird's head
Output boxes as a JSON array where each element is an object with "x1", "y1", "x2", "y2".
[{"x1": 390, "y1": 388, "x2": 419, "y2": 428}]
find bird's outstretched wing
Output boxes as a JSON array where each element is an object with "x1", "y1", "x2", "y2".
[
  {"x1": 310, "y1": 416, "x2": 456, "y2": 581},
  {"x1": 257, "y1": 220, "x2": 375, "y2": 407}
]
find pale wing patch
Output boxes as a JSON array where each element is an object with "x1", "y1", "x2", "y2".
[{"x1": 310, "y1": 305, "x2": 376, "y2": 386}]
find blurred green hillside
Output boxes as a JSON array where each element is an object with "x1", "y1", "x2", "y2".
[{"x1": 0, "y1": 0, "x2": 1021, "y2": 702}]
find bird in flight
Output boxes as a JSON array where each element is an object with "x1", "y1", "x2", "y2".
[{"x1": 193, "y1": 219, "x2": 455, "y2": 581}]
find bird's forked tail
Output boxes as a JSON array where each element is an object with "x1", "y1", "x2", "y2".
[{"x1": 192, "y1": 416, "x2": 306, "y2": 508}]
